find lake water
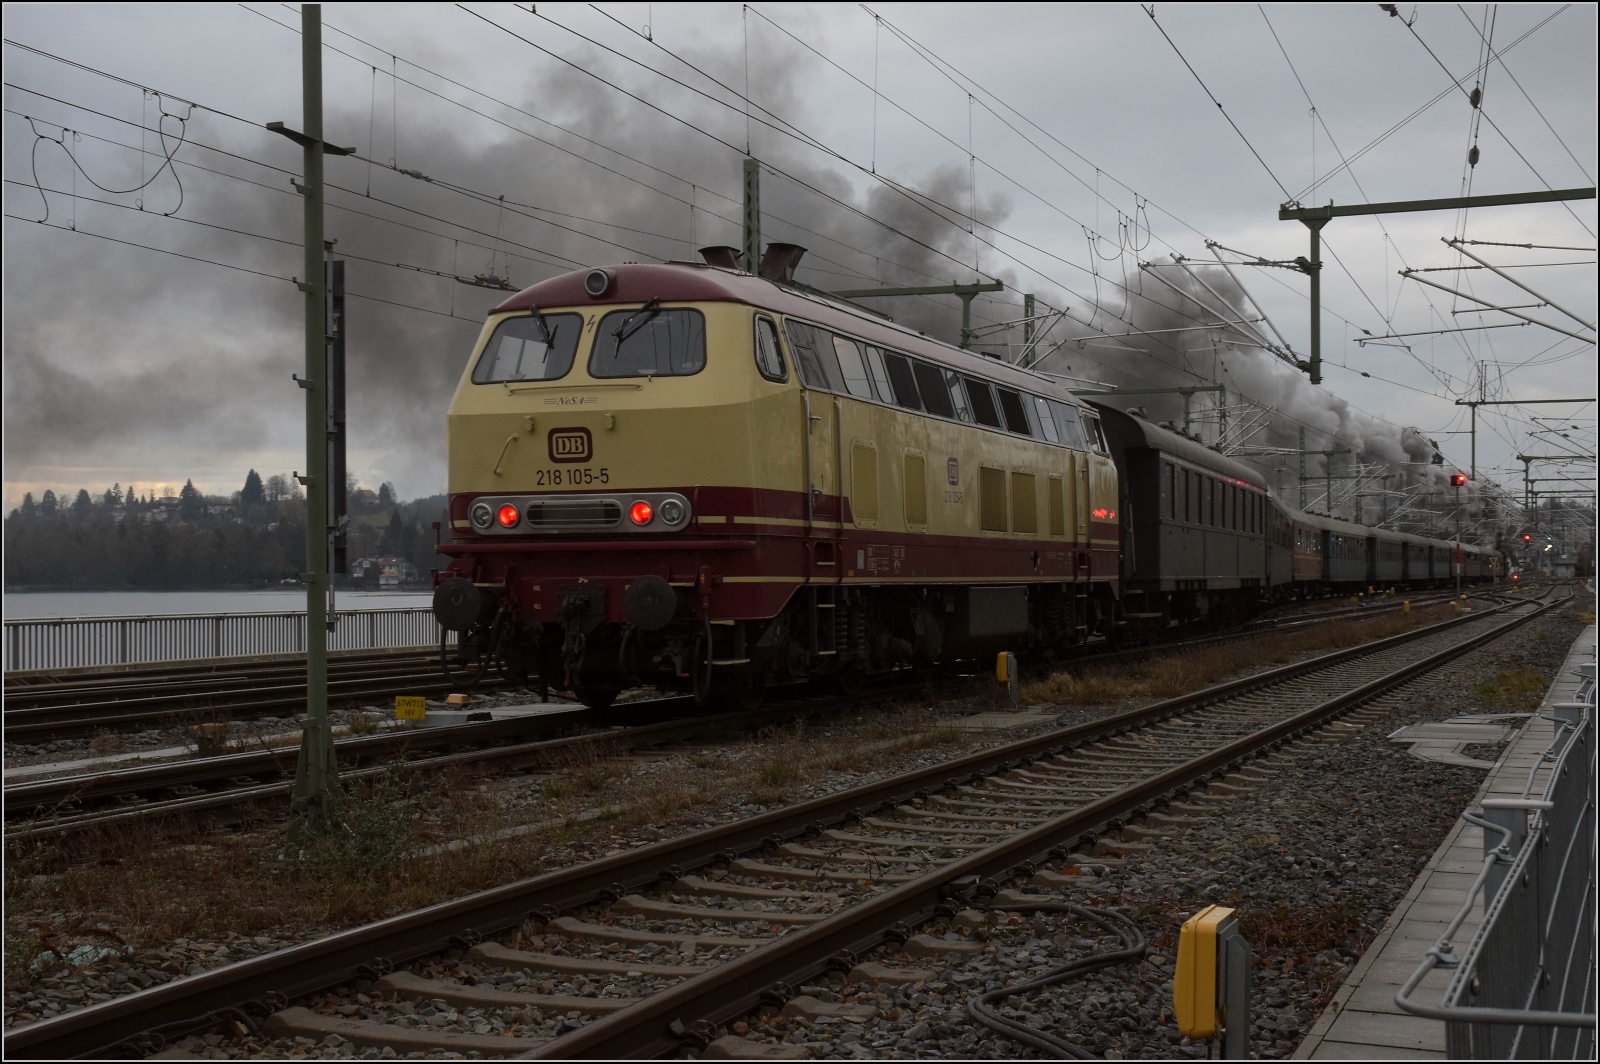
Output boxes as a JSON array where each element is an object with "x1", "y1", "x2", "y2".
[{"x1": 3, "y1": 590, "x2": 434, "y2": 620}]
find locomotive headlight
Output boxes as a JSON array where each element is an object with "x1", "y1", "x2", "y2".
[
  {"x1": 496, "y1": 504, "x2": 520, "y2": 528},
  {"x1": 629, "y1": 501, "x2": 654, "y2": 526},
  {"x1": 658, "y1": 498, "x2": 686, "y2": 526},
  {"x1": 470, "y1": 502, "x2": 494, "y2": 530}
]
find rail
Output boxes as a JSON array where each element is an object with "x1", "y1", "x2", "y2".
[
  {"x1": 4, "y1": 607, "x2": 447, "y2": 672},
  {"x1": 1395, "y1": 644, "x2": 1596, "y2": 1058}
]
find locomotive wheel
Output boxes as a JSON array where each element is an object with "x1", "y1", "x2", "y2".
[{"x1": 576, "y1": 687, "x2": 620, "y2": 711}]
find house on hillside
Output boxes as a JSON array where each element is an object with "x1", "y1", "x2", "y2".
[{"x1": 350, "y1": 555, "x2": 419, "y2": 588}]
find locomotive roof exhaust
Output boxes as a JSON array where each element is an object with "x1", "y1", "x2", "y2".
[{"x1": 697, "y1": 242, "x2": 807, "y2": 282}]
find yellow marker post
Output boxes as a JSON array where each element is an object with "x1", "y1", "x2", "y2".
[
  {"x1": 996, "y1": 651, "x2": 1018, "y2": 709},
  {"x1": 395, "y1": 695, "x2": 426, "y2": 722},
  {"x1": 1175, "y1": 904, "x2": 1250, "y2": 1057},
  {"x1": 1403, "y1": 600, "x2": 1410, "y2": 614}
]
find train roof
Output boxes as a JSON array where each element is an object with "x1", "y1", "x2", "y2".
[
  {"x1": 1087, "y1": 402, "x2": 1268, "y2": 489},
  {"x1": 491, "y1": 262, "x2": 1093, "y2": 408}
]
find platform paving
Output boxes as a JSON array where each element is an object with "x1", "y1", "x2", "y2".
[{"x1": 1294, "y1": 621, "x2": 1596, "y2": 1060}]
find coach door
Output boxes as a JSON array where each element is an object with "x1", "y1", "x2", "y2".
[{"x1": 803, "y1": 390, "x2": 843, "y2": 538}]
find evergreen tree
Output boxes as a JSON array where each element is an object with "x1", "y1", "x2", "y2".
[
  {"x1": 379, "y1": 509, "x2": 408, "y2": 555},
  {"x1": 72, "y1": 489, "x2": 94, "y2": 519},
  {"x1": 103, "y1": 483, "x2": 123, "y2": 508},
  {"x1": 18, "y1": 493, "x2": 36, "y2": 519},
  {"x1": 40, "y1": 490, "x2": 58, "y2": 517},
  {"x1": 179, "y1": 479, "x2": 205, "y2": 523},
  {"x1": 240, "y1": 469, "x2": 266, "y2": 507},
  {"x1": 378, "y1": 481, "x2": 396, "y2": 507}
]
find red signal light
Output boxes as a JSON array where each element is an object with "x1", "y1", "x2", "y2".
[
  {"x1": 629, "y1": 501, "x2": 654, "y2": 526},
  {"x1": 1450, "y1": 473, "x2": 1467, "y2": 486},
  {"x1": 496, "y1": 504, "x2": 519, "y2": 528},
  {"x1": 1522, "y1": 533, "x2": 1531, "y2": 542}
]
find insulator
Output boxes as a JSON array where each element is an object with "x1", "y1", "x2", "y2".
[
  {"x1": 1469, "y1": 85, "x2": 1482, "y2": 109},
  {"x1": 1468, "y1": 146, "x2": 1480, "y2": 168}
]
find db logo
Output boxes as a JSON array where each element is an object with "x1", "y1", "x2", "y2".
[
  {"x1": 947, "y1": 457, "x2": 960, "y2": 485},
  {"x1": 548, "y1": 427, "x2": 592, "y2": 463}
]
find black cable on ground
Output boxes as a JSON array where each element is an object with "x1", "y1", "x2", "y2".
[{"x1": 966, "y1": 901, "x2": 1148, "y2": 1059}]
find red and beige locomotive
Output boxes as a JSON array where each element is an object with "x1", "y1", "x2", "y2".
[{"x1": 431, "y1": 246, "x2": 1502, "y2": 705}]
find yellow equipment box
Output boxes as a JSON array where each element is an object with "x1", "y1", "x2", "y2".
[{"x1": 1174, "y1": 904, "x2": 1237, "y2": 1040}]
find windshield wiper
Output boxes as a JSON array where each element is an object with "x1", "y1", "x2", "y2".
[
  {"x1": 612, "y1": 298, "x2": 662, "y2": 343},
  {"x1": 526, "y1": 306, "x2": 554, "y2": 345}
]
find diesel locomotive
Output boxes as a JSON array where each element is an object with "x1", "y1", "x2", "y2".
[{"x1": 431, "y1": 247, "x2": 1502, "y2": 705}]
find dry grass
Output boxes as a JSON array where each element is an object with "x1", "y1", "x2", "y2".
[
  {"x1": 3, "y1": 703, "x2": 974, "y2": 974},
  {"x1": 1021, "y1": 605, "x2": 1455, "y2": 707},
  {"x1": 1470, "y1": 668, "x2": 1549, "y2": 713}
]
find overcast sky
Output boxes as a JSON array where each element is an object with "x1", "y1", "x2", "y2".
[{"x1": 3, "y1": 3, "x2": 1595, "y2": 515}]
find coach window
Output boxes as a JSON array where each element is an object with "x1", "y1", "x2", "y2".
[
  {"x1": 472, "y1": 312, "x2": 582, "y2": 383},
  {"x1": 590, "y1": 307, "x2": 705, "y2": 377},
  {"x1": 880, "y1": 351, "x2": 923, "y2": 410},
  {"x1": 964, "y1": 378, "x2": 1002, "y2": 428},
  {"x1": 863, "y1": 345, "x2": 894, "y2": 401},
  {"x1": 832, "y1": 336, "x2": 875, "y2": 400},
  {"x1": 753, "y1": 316, "x2": 786, "y2": 382}
]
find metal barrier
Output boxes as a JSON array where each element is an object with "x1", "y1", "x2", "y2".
[
  {"x1": 1396, "y1": 649, "x2": 1597, "y2": 1058},
  {"x1": 4, "y1": 607, "x2": 448, "y2": 672}
]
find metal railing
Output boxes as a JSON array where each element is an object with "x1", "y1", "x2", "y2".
[
  {"x1": 4, "y1": 607, "x2": 447, "y2": 672},
  {"x1": 1396, "y1": 650, "x2": 1597, "y2": 1058}
]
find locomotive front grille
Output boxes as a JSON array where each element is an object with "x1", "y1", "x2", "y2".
[{"x1": 525, "y1": 499, "x2": 622, "y2": 529}]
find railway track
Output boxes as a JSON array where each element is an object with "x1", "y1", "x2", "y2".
[
  {"x1": 2, "y1": 584, "x2": 1498, "y2": 744},
  {"x1": 1, "y1": 649, "x2": 511, "y2": 742},
  {"x1": 2, "y1": 583, "x2": 1566, "y2": 1059},
  {"x1": 4, "y1": 589, "x2": 1499, "y2": 841}
]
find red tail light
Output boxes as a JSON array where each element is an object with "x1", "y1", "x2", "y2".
[
  {"x1": 497, "y1": 504, "x2": 519, "y2": 527},
  {"x1": 630, "y1": 501, "x2": 654, "y2": 526}
]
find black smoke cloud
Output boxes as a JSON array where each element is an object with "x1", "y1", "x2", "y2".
[{"x1": 3, "y1": 33, "x2": 1012, "y2": 503}]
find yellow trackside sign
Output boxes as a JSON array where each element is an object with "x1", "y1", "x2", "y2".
[
  {"x1": 395, "y1": 696, "x2": 427, "y2": 721},
  {"x1": 1174, "y1": 904, "x2": 1235, "y2": 1039}
]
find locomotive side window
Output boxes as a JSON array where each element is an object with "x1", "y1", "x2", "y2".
[
  {"x1": 863, "y1": 345, "x2": 894, "y2": 400},
  {"x1": 965, "y1": 378, "x2": 1002, "y2": 428},
  {"x1": 880, "y1": 352, "x2": 923, "y2": 410},
  {"x1": 753, "y1": 315, "x2": 786, "y2": 382},
  {"x1": 1082, "y1": 413, "x2": 1109, "y2": 454},
  {"x1": 1033, "y1": 397, "x2": 1060, "y2": 444},
  {"x1": 472, "y1": 312, "x2": 582, "y2": 383},
  {"x1": 996, "y1": 388, "x2": 1033, "y2": 436},
  {"x1": 945, "y1": 370, "x2": 974, "y2": 422},
  {"x1": 1050, "y1": 402, "x2": 1087, "y2": 450},
  {"x1": 832, "y1": 336, "x2": 876, "y2": 399},
  {"x1": 590, "y1": 308, "x2": 706, "y2": 377},
  {"x1": 914, "y1": 362, "x2": 957, "y2": 418},
  {"x1": 783, "y1": 320, "x2": 845, "y2": 392}
]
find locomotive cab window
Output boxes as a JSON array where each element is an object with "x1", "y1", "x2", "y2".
[
  {"x1": 590, "y1": 307, "x2": 706, "y2": 377},
  {"x1": 782, "y1": 320, "x2": 844, "y2": 392},
  {"x1": 753, "y1": 315, "x2": 786, "y2": 382},
  {"x1": 1050, "y1": 402, "x2": 1087, "y2": 450},
  {"x1": 863, "y1": 345, "x2": 894, "y2": 401},
  {"x1": 946, "y1": 370, "x2": 974, "y2": 422},
  {"x1": 472, "y1": 312, "x2": 582, "y2": 383},
  {"x1": 1033, "y1": 397, "x2": 1060, "y2": 443}
]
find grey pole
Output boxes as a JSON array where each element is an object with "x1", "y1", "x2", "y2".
[{"x1": 281, "y1": 3, "x2": 339, "y2": 834}]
